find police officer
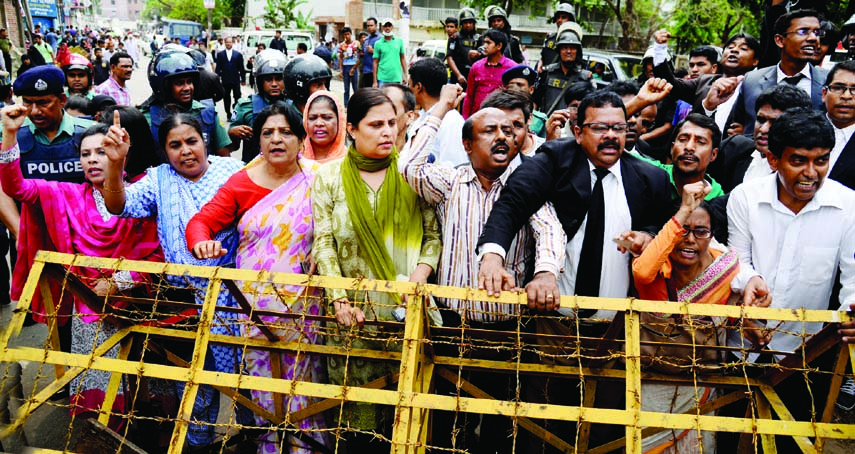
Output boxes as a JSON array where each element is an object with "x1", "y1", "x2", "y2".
[
  {"x1": 533, "y1": 24, "x2": 592, "y2": 117},
  {"x1": 471, "y1": 6, "x2": 525, "y2": 64},
  {"x1": 139, "y1": 51, "x2": 231, "y2": 157},
  {"x1": 283, "y1": 54, "x2": 332, "y2": 114},
  {"x1": 229, "y1": 49, "x2": 291, "y2": 162},
  {"x1": 62, "y1": 53, "x2": 95, "y2": 99},
  {"x1": 502, "y1": 64, "x2": 549, "y2": 137},
  {"x1": 538, "y1": 3, "x2": 577, "y2": 72},
  {"x1": 446, "y1": 7, "x2": 480, "y2": 87},
  {"x1": 4, "y1": 65, "x2": 94, "y2": 182}
]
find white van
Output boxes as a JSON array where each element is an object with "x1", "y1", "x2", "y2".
[{"x1": 242, "y1": 30, "x2": 315, "y2": 69}]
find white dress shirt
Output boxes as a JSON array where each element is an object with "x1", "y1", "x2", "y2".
[
  {"x1": 742, "y1": 150, "x2": 774, "y2": 184},
  {"x1": 713, "y1": 80, "x2": 742, "y2": 133},
  {"x1": 727, "y1": 174, "x2": 855, "y2": 359},
  {"x1": 775, "y1": 63, "x2": 812, "y2": 97},
  {"x1": 225, "y1": 48, "x2": 233, "y2": 61},
  {"x1": 556, "y1": 160, "x2": 632, "y2": 319},
  {"x1": 404, "y1": 104, "x2": 467, "y2": 168},
  {"x1": 829, "y1": 115, "x2": 855, "y2": 171}
]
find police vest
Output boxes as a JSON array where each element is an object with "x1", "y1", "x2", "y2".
[
  {"x1": 449, "y1": 33, "x2": 479, "y2": 76},
  {"x1": 149, "y1": 100, "x2": 218, "y2": 156},
  {"x1": 18, "y1": 124, "x2": 88, "y2": 183},
  {"x1": 541, "y1": 33, "x2": 558, "y2": 67},
  {"x1": 541, "y1": 64, "x2": 592, "y2": 115}
]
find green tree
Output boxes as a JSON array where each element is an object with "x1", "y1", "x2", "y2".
[
  {"x1": 671, "y1": 0, "x2": 758, "y2": 53},
  {"x1": 263, "y1": 0, "x2": 312, "y2": 29},
  {"x1": 576, "y1": 0, "x2": 674, "y2": 51}
]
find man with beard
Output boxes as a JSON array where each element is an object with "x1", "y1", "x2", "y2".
[
  {"x1": 653, "y1": 30, "x2": 760, "y2": 136},
  {"x1": 446, "y1": 7, "x2": 479, "y2": 88},
  {"x1": 139, "y1": 52, "x2": 231, "y2": 157},
  {"x1": 229, "y1": 49, "x2": 288, "y2": 162},
  {"x1": 537, "y1": 2, "x2": 577, "y2": 72},
  {"x1": 727, "y1": 9, "x2": 827, "y2": 137},
  {"x1": 532, "y1": 24, "x2": 592, "y2": 118},
  {"x1": 400, "y1": 86, "x2": 565, "y2": 452},
  {"x1": 709, "y1": 83, "x2": 811, "y2": 193},
  {"x1": 62, "y1": 54, "x2": 95, "y2": 99}
]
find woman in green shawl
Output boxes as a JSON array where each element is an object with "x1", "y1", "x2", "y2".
[{"x1": 312, "y1": 88, "x2": 441, "y2": 451}]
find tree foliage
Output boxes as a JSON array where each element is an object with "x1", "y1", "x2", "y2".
[
  {"x1": 670, "y1": 0, "x2": 758, "y2": 53},
  {"x1": 462, "y1": 0, "x2": 552, "y2": 18},
  {"x1": 263, "y1": 0, "x2": 312, "y2": 29},
  {"x1": 142, "y1": 0, "x2": 245, "y2": 28}
]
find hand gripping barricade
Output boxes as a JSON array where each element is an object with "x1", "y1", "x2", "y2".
[{"x1": 0, "y1": 251, "x2": 854, "y2": 453}]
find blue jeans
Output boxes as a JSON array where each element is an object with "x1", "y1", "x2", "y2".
[{"x1": 342, "y1": 65, "x2": 358, "y2": 106}]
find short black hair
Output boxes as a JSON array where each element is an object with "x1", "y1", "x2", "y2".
[
  {"x1": 445, "y1": 17, "x2": 458, "y2": 26},
  {"x1": 109, "y1": 51, "x2": 132, "y2": 67},
  {"x1": 820, "y1": 20, "x2": 840, "y2": 47},
  {"x1": 604, "y1": 80, "x2": 640, "y2": 98},
  {"x1": 674, "y1": 67, "x2": 689, "y2": 78},
  {"x1": 358, "y1": 32, "x2": 368, "y2": 39},
  {"x1": 689, "y1": 46, "x2": 719, "y2": 65},
  {"x1": 462, "y1": 117, "x2": 475, "y2": 141},
  {"x1": 342, "y1": 27, "x2": 352, "y2": 35},
  {"x1": 297, "y1": 42, "x2": 308, "y2": 52},
  {"x1": 754, "y1": 83, "x2": 812, "y2": 114},
  {"x1": 576, "y1": 90, "x2": 626, "y2": 128},
  {"x1": 366, "y1": 17, "x2": 378, "y2": 26},
  {"x1": 381, "y1": 83, "x2": 416, "y2": 112},
  {"x1": 723, "y1": 33, "x2": 761, "y2": 59},
  {"x1": 482, "y1": 29, "x2": 508, "y2": 52},
  {"x1": 564, "y1": 81, "x2": 595, "y2": 105},
  {"x1": 66, "y1": 95, "x2": 94, "y2": 117},
  {"x1": 480, "y1": 88, "x2": 533, "y2": 123},
  {"x1": 767, "y1": 108, "x2": 834, "y2": 158},
  {"x1": 671, "y1": 113, "x2": 722, "y2": 152},
  {"x1": 409, "y1": 58, "x2": 447, "y2": 98},
  {"x1": 824, "y1": 60, "x2": 855, "y2": 87},
  {"x1": 774, "y1": 9, "x2": 822, "y2": 37}
]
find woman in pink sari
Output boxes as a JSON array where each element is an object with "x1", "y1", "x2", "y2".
[
  {"x1": 186, "y1": 102, "x2": 330, "y2": 453},
  {"x1": 0, "y1": 108, "x2": 162, "y2": 430}
]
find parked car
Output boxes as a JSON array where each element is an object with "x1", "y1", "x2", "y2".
[
  {"x1": 409, "y1": 39, "x2": 448, "y2": 65},
  {"x1": 242, "y1": 30, "x2": 315, "y2": 70},
  {"x1": 583, "y1": 50, "x2": 644, "y2": 84}
]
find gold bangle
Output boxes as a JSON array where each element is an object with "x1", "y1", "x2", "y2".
[{"x1": 100, "y1": 183, "x2": 125, "y2": 194}]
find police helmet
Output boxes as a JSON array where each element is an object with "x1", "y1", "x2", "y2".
[
  {"x1": 842, "y1": 14, "x2": 855, "y2": 50},
  {"x1": 253, "y1": 49, "x2": 288, "y2": 93},
  {"x1": 150, "y1": 51, "x2": 199, "y2": 99},
  {"x1": 485, "y1": 5, "x2": 508, "y2": 23},
  {"x1": 458, "y1": 7, "x2": 477, "y2": 23},
  {"x1": 187, "y1": 49, "x2": 209, "y2": 68},
  {"x1": 283, "y1": 54, "x2": 332, "y2": 105},
  {"x1": 552, "y1": 3, "x2": 577, "y2": 23}
]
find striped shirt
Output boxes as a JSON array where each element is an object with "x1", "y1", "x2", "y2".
[
  {"x1": 94, "y1": 76, "x2": 131, "y2": 106},
  {"x1": 400, "y1": 116, "x2": 566, "y2": 323}
]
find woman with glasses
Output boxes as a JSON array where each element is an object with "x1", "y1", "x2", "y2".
[{"x1": 631, "y1": 180, "x2": 740, "y2": 453}]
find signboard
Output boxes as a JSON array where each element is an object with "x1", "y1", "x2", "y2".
[
  {"x1": 27, "y1": 0, "x2": 58, "y2": 17},
  {"x1": 203, "y1": 0, "x2": 215, "y2": 9}
]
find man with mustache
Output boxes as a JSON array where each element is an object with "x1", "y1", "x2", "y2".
[
  {"x1": 820, "y1": 60, "x2": 855, "y2": 192},
  {"x1": 400, "y1": 86, "x2": 564, "y2": 452},
  {"x1": 475, "y1": 90, "x2": 673, "y2": 449},
  {"x1": 711, "y1": 83, "x2": 811, "y2": 193},
  {"x1": 726, "y1": 9, "x2": 827, "y2": 137},
  {"x1": 725, "y1": 108, "x2": 855, "y2": 450}
]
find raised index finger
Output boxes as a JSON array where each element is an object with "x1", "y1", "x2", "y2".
[{"x1": 113, "y1": 110, "x2": 121, "y2": 128}]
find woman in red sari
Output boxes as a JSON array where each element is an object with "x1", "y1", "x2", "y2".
[{"x1": 0, "y1": 106, "x2": 162, "y2": 430}]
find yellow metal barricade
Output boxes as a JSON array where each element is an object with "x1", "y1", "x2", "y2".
[{"x1": 0, "y1": 251, "x2": 852, "y2": 453}]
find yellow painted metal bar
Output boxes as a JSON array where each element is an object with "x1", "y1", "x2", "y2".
[
  {"x1": 97, "y1": 335, "x2": 133, "y2": 427},
  {"x1": 168, "y1": 276, "x2": 221, "y2": 454},
  {"x1": 31, "y1": 253, "x2": 853, "y2": 323},
  {"x1": 758, "y1": 385, "x2": 817, "y2": 453},
  {"x1": 755, "y1": 392, "x2": 777, "y2": 453},
  {"x1": 38, "y1": 275, "x2": 66, "y2": 380},
  {"x1": 0, "y1": 261, "x2": 45, "y2": 348},
  {"x1": 625, "y1": 310, "x2": 642, "y2": 454},
  {"x1": 392, "y1": 293, "x2": 428, "y2": 454}
]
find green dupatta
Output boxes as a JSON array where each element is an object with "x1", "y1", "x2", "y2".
[{"x1": 341, "y1": 145, "x2": 424, "y2": 293}]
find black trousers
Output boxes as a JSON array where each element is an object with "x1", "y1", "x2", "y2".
[{"x1": 222, "y1": 82, "x2": 241, "y2": 115}]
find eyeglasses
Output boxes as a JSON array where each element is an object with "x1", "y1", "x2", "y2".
[
  {"x1": 825, "y1": 84, "x2": 855, "y2": 96},
  {"x1": 681, "y1": 227, "x2": 712, "y2": 239},
  {"x1": 779, "y1": 28, "x2": 826, "y2": 38},
  {"x1": 582, "y1": 123, "x2": 628, "y2": 135}
]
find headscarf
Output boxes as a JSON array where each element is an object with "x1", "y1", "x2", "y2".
[{"x1": 301, "y1": 90, "x2": 346, "y2": 162}]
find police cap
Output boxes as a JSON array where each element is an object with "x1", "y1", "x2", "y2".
[
  {"x1": 502, "y1": 65, "x2": 537, "y2": 86},
  {"x1": 14, "y1": 65, "x2": 65, "y2": 97}
]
